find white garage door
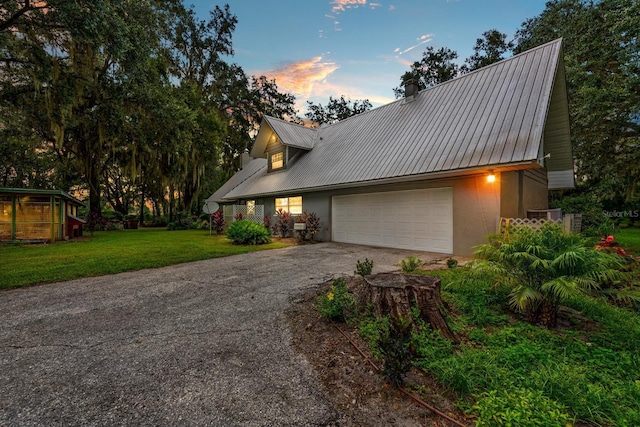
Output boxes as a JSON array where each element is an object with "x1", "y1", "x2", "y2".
[{"x1": 332, "y1": 188, "x2": 453, "y2": 253}]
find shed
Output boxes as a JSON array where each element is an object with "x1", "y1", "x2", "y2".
[{"x1": 0, "y1": 188, "x2": 85, "y2": 243}]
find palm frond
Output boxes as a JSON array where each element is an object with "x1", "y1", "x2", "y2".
[
  {"x1": 508, "y1": 285, "x2": 542, "y2": 312},
  {"x1": 600, "y1": 287, "x2": 640, "y2": 304},
  {"x1": 541, "y1": 277, "x2": 579, "y2": 300}
]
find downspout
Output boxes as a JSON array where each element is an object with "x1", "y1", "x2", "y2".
[{"x1": 518, "y1": 171, "x2": 525, "y2": 218}]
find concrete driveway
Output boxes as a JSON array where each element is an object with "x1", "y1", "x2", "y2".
[{"x1": 0, "y1": 243, "x2": 442, "y2": 426}]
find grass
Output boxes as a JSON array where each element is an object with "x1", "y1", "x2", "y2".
[
  {"x1": 0, "y1": 228, "x2": 290, "y2": 290},
  {"x1": 617, "y1": 227, "x2": 640, "y2": 253},
  {"x1": 404, "y1": 267, "x2": 640, "y2": 426}
]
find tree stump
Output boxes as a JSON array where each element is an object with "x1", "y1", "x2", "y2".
[{"x1": 359, "y1": 272, "x2": 457, "y2": 342}]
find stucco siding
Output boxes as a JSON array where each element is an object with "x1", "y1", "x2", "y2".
[
  {"x1": 523, "y1": 169, "x2": 549, "y2": 213},
  {"x1": 500, "y1": 169, "x2": 549, "y2": 218},
  {"x1": 274, "y1": 175, "x2": 499, "y2": 256},
  {"x1": 500, "y1": 171, "x2": 521, "y2": 218}
]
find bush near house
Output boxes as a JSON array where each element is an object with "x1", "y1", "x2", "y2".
[
  {"x1": 226, "y1": 219, "x2": 271, "y2": 245},
  {"x1": 272, "y1": 208, "x2": 291, "y2": 237},
  {"x1": 211, "y1": 211, "x2": 225, "y2": 234},
  {"x1": 472, "y1": 222, "x2": 624, "y2": 327}
]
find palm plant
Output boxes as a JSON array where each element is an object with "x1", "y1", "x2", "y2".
[{"x1": 472, "y1": 223, "x2": 622, "y2": 327}]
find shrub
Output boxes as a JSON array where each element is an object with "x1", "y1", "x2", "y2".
[
  {"x1": 317, "y1": 277, "x2": 356, "y2": 322},
  {"x1": 211, "y1": 211, "x2": 225, "y2": 234},
  {"x1": 226, "y1": 220, "x2": 271, "y2": 245},
  {"x1": 377, "y1": 315, "x2": 414, "y2": 387},
  {"x1": 473, "y1": 222, "x2": 623, "y2": 327},
  {"x1": 273, "y1": 208, "x2": 291, "y2": 237},
  {"x1": 167, "y1": 211, "x2": 194, "y2": 230},
  {"x1": 303, "y1": 211, "x2": 321, "y2": 240},
  {"x1": 446, "y1": 258, "x2": 458, "y2": 269},
  {"x1": 234, "y1": 212, "x2": 244, "y2": 221},
  {"x1": 355, "y1": 258, "x2": 374, "y2": 277},
  {"x1": 263, "y1": 214, "x2": 271, "y2": 231},
  {"x1": 472, "y1": 388, "x2": 572, "y2": 427},
  {"x1": 550, "y1": 192, "x2": 611, "y2": 236},
  {"x1": 399, "y1": 255, "x2": 423, "y2": 273}
]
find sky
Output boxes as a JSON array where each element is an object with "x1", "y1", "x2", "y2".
[{"x1": 189, "y1": 0, "x2": 549, "y2": 114}]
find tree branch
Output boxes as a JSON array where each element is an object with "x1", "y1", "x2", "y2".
[{"x1": 0, "y1": 1, "x2": 49, "y2": 33}]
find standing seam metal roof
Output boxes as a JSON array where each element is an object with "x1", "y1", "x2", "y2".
[
  {"x1": 264, "y1": 116, "x2": 316, "y2": 150},
  {"x1": 216, "y1": 39, "x2": 565, "y2": 201}
]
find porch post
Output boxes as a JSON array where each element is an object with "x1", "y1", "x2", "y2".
[
  {"x1": 50, "y1": 196, "x2": 55, "y2": 242},
  {"x1": 59, "y1": 199, "x2": 64, "y2": 239},
  {"x1": 11, "y1": 195, "x2": 16, "y2": 240}
]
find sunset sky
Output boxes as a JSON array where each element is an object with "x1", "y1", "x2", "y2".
[{"x1": 191, "y1": 0, "x2": 548, "y2": 113}]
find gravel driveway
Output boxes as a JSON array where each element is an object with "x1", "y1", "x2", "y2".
[{"x1": 0, "y1": 243, "x2": 442, "y2": 426}]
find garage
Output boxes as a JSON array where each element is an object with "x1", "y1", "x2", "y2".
[{"x1": 331, "y1": 188, "x2": 453, "y2": 253}]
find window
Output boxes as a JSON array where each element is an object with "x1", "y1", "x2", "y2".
[
  {"x1": 270, "y1": 151, "x2": 284, "y2": 170},
  {"x1": 246, "y1": 200, "x2": 256, "y2": 216},
  {"x1": 275, "y1": 196, "x2": 302, "y2": 215}
]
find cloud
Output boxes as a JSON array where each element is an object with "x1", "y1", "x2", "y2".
[
  {"x1": 261, "y1": 57, "x2": 340, "y2": 110},
  {"x1": 388, "y1": 4, "x2": 396, "y2": 11},
  {"x1": 331, "y1": 0, "x2": 368, "y2": 13},
  {"x1": 395, "y1": 33, "x2": 433, "y2": 55}
]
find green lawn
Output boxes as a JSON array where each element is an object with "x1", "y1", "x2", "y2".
[
  {"x1": 427, "y1": 251, "x2": 639, "y2": 426},
  {"x1": 0, "y1": 228, "x2": 290, "y2": 290},
  {"x1": 356, "y1": 266, "x2": 640, "y2": 426},
  {"x1": 617, "y1": 227, "x2": 640, "y2": 254}
]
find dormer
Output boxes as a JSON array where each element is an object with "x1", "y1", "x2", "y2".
[
  {"x1": 266, "y1": 135, "x2": 286, "y2": 172},
  {"x1": 250, "y1": 116, "x2": 317, "y2": 173}
]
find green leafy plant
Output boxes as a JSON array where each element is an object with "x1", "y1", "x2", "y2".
[
  {"x1": 317, "y1": 277, "x2": 356, "y2": 322},
  {"x1": 273, "y1": 208, "x2": 291, "y2": 237},
  {"x1": 355, "y1": 258, "x2": 374, "y2": 277},
  {"x1": 398, "y1": 255, "x2": 423, "y2": 273},
  {"x1": 226, "y1": 220, "x2": 271, "y2": 245},
  {"x1": 303, "y1": 210, "x2": 321, "y2": 241},
  {"x1": 473, "y1": 222, "x2": 622, "y2": 327},
  {"x1": 472, "y1": 388, "x2": 572, "y2": 427},
  {"x1": 446, "y1": 258, "x2": 458, "y2": 269},
  {"x1": 377, "y1": 315, "x2": 414, "y2": 387},
  {"x1": 211, "y1": 211, "x2": 225, "y2": 234}
]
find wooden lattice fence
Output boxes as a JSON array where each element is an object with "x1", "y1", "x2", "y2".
[{"x1": 499, "y1": 215, "x2": 582, "y2": 236}]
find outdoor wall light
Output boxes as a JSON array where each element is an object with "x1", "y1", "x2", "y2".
[{"x1": 487, "y1": 171, "x2": 496, "y2": 183}]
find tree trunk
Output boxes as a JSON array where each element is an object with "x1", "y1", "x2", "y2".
[
  {"x1": 359, "y1": 273, "x2": 457, "y2": 342},
  {"x1": 87, "y1": 164, "x2": 102, "y2": 217},
  {"x1": 139, "y1": 192, "x2": 145, "y2": 226},
  {"x1": 528, "y1": 300, "x2": 559, "y2": 328}
]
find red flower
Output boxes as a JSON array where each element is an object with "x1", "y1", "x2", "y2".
[{"x1": 605, "y1": 235, "x2": 615, "y2": 243}]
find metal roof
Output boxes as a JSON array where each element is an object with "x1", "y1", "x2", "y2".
[
  {"x1": 0, "y1": 188, "x2": 85, "y2": 206},
  {"x1": 250, "y1": 116, "x2": 316, "y2": 158},
  {"x1": 216, "y1": 39, "x2": 572, "y2": 201},
  {"x1": 207, "y1": 158, "x2": 267, "y2": 202}
]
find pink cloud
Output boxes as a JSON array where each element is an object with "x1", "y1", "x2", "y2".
[
  {"x1": 262, "y1": 57, "x2": 340, "y2": 110},
  {"x1": 331, "y1": 0, "x2": 368, "y2": 13}
]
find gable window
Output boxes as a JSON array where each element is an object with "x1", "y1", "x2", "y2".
[
  {"x1": 275, "y1": 196, "x2": 302, "y2": 215},
  {"x1": 270, "y1": 152, "x2": 284, "y2": 170}
]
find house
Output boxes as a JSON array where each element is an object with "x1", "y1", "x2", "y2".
[
  {"x1": 208, "y1": 39, "x2": 574, "y2": 256},
  {"x1": 0, "y1": 188, "x2": 85, "y2": 243}
]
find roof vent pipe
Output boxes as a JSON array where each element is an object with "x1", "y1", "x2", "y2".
[{"x1": 403, "y1": 79, "x2": 420, "y2": 99}]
